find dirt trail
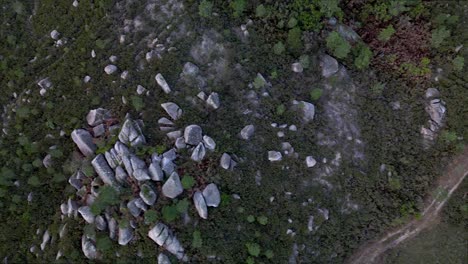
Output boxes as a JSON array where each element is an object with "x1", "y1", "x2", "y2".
[{"x1": 347, "y1": 147, "x2": 468, "y2": 264}]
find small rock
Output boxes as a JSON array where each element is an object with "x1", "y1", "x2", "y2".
[
  {"x1": 40, "y1": 230, "x2": 50, "y2": 251},
  {"x1": 78, "y1": 206, "x2": 95, "y2": 224},
  {"x1": 158, "y1": 253, "x2": 171, "y2": 264},
  {"x1": 184, "y1": 125, "x2": 203, "y2": 145},
  {"x1": 320, "y1": 54, "x2": 339, "y2": 78},
  {"x1": 197, "y1": 91, "x2": 207, "y2": 101},
  {"x1": 202, "y1": 183, "x2": 220, "y2": 207},
  {"x1": 203, "y1": 135, "x2": 216, "y2": 151},
  {"x1": 289, "y1": 125, "x2": 297, "y2": 131},
  {"x1": 155, "y1": 73, "x2": 171, "y2": 94},
  {"x1": 43, "y1": 154, "x2": 53, "y2": 168},
  {"x1": 220, "y1": 153, "x2": 236, "y2": 170},
  {"x1": 130, "y1": 155, "x2": 151, "y2": 181},
  {"x1": 91, "y1": 49, "x2": 96, "y2": 58},
  {"x1": 72, "y1": 0, "x2": 78, "y2": 7},
  {"x1": 161, "y1": 102, "x2": 182, "y2": 120},
  {"x1": 109, "y1": 55, "x2": 118, "y2": 63},
  {"x1": 136, "y1": 85, "x2": 146, "y2": 95},
  {"x1": 268, "y1": 151, "x2": 282, "y2": 162},
  {"x1": 161, "y1": 157, "x2": 175, "y2": 176},
  {"x1": 118, "y1": 118, "x2": 146, "y2": 147},
  {"x1": 149, "y1": 162, "x2": 164, "y2": 181},
  {"x1": 299, "y1": 101, "x2": 315, "y2": 123},
  {"x1": 92, "y1": 154, "x2": 117, "y2": 186},
  {"x1": 175, "y1": 137, "x2": 186, "y2": 149},
  {"x1": 118, "y1": 225, "x2": 133, "y2": 246},
  {"x1": 120, "y1": 70, "x2": 129, "y2": 79},
  {"x1": 191, "y1": 142, "x2": 206, "y2": 162},
  {"x1": 425, "y1": 88, "x2": 440, "y2": 99},
  {"x1": 93, "y1": 124, "x2": 105, "y2": 137},
  {"x1": 82, "y1": 235, "x2": 99, "y2": 260},
  {"x1": 148, "y1": 223, "x2": 169, "y2": 246},
  {"x1": 140, "y1": 183, "x2": 157, "y2": 206},
  {"x1": 291, "y1": 62, "x2": 303, "y2": 73},
  {"x1": 104, "y1": 64, "x2": 118, "y2": 75},
  {"x1": 206, "y1": 92, "x2": 220, "y2": 109},
  {"x1": 84, "y1": 75, "x2": 91, "y2": 83},
  {"x1": 193, "y1": 191, "x2": 208, "y2": 219},
  {"x1": 95, "y1": 216, "x2": 107, "y2": 231},
  {"x1": 115, "y1": 166, "x2": 128, "y2": 184},
  {"x1": 71, "y1": 129, "x2": 97, "y2": 157},
  {"x1": 162, "y1": 172, "x2": 183, "y2": 199},
  {"x1": 240, "y1": 125, "x2": 255, "y2": 140},
  {"x1": 306, "y1": 156, "x2": 317, "y2": 168},
  {"x1": 50, "y1": 30, "x2": 60, "y2": 40},
  {"x1": 127, "y1": 198, "x2": 145, "y2": 217},
  {"x1": 166, "y1": 130, "x2": 182, "y2": 141},
  {"x1": 87, "y1": 108, "x2": 111, "y2": 126}
]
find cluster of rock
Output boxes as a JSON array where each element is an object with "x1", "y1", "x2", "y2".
[
  {"x1": 421, "y1": 88, "x2": 447, "y2": 145},
  {"x1": 55, "y1": 107, "x2": 224, "y2": 261}
]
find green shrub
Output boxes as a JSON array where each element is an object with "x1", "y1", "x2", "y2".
[
  {"x1": 354, "y1": 44, "x2": 372, "y2": 69},
  {"x1": 256, "y1": 215, "x2": 268, "y2": 225},
  {"x1": 253, "y1": 74, "x2": 266, "y2": 89},
  {"x1": 287, "y1": 27, "x2": 303, "y2": 52},
  {"x1": 176, "y1": 198, "x2": 189, "y2": 213},
  {"x1": 310, "y1": 88, "x2": 323, "y2": 100},
  {"x1": 144, "y1": 210, "x2": 158, "y2": 224},
  {"x1": 378, "y1": 25, "x2": 396, "y2": 42},
  {"x1": 452, "y1": 56, "x2": 464, "y2": 71},
  {"x1": 247, "y1": 215, "x2": 255, "y2": 223},
  {"x1": 192, "y1": 230, "x2": 202, "y2": 248},
  {"x1": 318, "y1": 0, "x2": 342, "y2": 18},
  {"x1": 265, "y1": 249, "x2": 274, "y2": 259},
  {"x1": 299, "y1": 54, "x2": 310, "y2": 68},
  {"x1": 288, "y1": 17, "x2": 298, "y2": 28},
  {"x1": 181, "y1": 175, "x2": 195, "y2": 189},
  {"x1": 276, "y1": 104, "x2": 285, "y2": 115},
  {"x1": 198, "y1": 0, "x2": 213, "y2": 18},
  {"x1": 273, "y1": 41, "x2": 285, "y2": 55},
  {"x1": 431, "y1": 26, "x2": 450, "y2": 48},
  {"x1": 245, "y1": 242, "x2": 261, "y2": 257},
  {"x1": 131, "y1": 95, "x2": 144, "y2": 112},
  {"x1": 255, "y1": 4, "x2": 266, "y2": 17},
  {"x1": 230, "y1": 0, "x2": 246, "y2": 18},
  {"x1": 162, "y1": 205, "x2": 178, "y2": 222},
  {"x1": 326, "y1": 31, "x2": 351, "y2": 59}
]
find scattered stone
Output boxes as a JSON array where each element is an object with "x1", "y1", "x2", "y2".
[
  {"x1": 206, "y1": 92, "x2": 220, "y2": 109},
  {"x1": 130, "y1": 155, "x2": 151, "y2": 181},
  {"x1": 268, "y1": 151, "x2": 282, "y2": 162},
  {"x1": 43, "y1": 154, "x2": 52, "y2": 168},
  {"x1": 299, "y1": 101, "x2": 315, "y2": 123},
  {"x1": 191, "y1": 142, "x2": 206, "y2": 162},
  {"x1": 127, "y1": 198, "x2": 145, "y2": 217},
  {"x1": 425, "y1": 88, "x2": 440, "y2": 99},
  {"x1": 91, "y1": 49, "x2": 96, "y2": 58},
  {"x1": 175, "y1": 137, "x2": 186, "y2": 149},
  {"x1": 240, "y1": 125, "x2": 255, "y2": 140},
  {"x1": 161, "y1": 158, "x2": 176, "y2": 176},
  {"x1": 71, "y1": 129, "x2": 97, "y2": 157},
  {"x1": 40, "y1": 230, "x2": 50, "y2": 251},
  {"x1": 203, "y1": 135, "x2": 216, "y2": 151},
  {"x1": 72, "y1": 0, "x2": 78, "y2": 7},
  {"x1": 50, "y1": 30, "x2": 60, "y2": 40},
  {"x1": 155, "y1": 73, "x2": 171, "y2": 94},
  {"x1": 277, "y1": 131, "x2": 285, "y2": 138},
  {"x1": 93, "y1": 124, "x2": 105, "y2": 137},
  {"x1": 184, "y1": 125, "x2": 202, "y2": 145},
  {"x1": 104, "y1": 64, "x2": 118, "y2": 75},
  {"x1": 306, "y1": 156, "x2": 317, "y2": 168},
  {"x1": 202, "y1": 183, "x2": 220, "y2": 207},
  {"x1": 69, "y1": 171, "x2": 83, "y2": 190},
  {"x1": 92, "y1": 154, "x2": 117, "y2": 186},
  {"x1": 166, "y1": 130, "x2": 182, "y2": 141},
  {"x1": 95, "y1": 216, "x2": 107, "y2": 231},
  {"x1": 220, "y1": 153, "x2": 236, "y2": 170},
  {"x1": 162, "y1": 172, "x2": 183, "y2": 199},
  {"x1": 136, "y1": 85, "x2": 146, "y2": 95},
  {"x1": 148, "y1": 223, "x2": 169, "y2": 246},
  {"x1": 109, "y1": 55, "x2": 118, "y2": 63},
  {"x1": 108, "y1": 218, "x2": 117, "y2": 240},
  {"x1": 149, "y1": 162, "x2": 164, "y2": 181},
  {"x1": 78, "y1": 206, "x2": 95, "y2": 224},
  {"x1": 86, "y1": 108, "x2": 110, "y2": 126},
  {"x1": 291, "y1": 62, "x2": 303, "y2": 73},
  {"x1": 158, "y1": 253, "x2": 171, "y2": 264},
  {"x1": 161, "y1": 102, "x2": 182, "y2": 120},
  {"x1": 82, "y1": 235, "x2": 99, "y2": 260},
  {"x1": 119, "y1": 118, "x2": 146, "y2": 147},
  {"x1": 121, "y1": 70, "x2": 129, "y2": 79},
  {"x1": 84, "y1": 75, "x2": 91, "y2": 83},
  {"x1": 118, "y1": 225, "x2": 133, "y2": 246},
  {"x1": 193, "y1": 191, "x2": 208, "y2": 219},
  {"x1": 197, "y1": 91, "x2": 207, "y2": 101},
  {"x1": 140, "y1": 183, "x2": 157, "y2": 206},
  {"x1": 104, "y1": 150, "x2": 119, "y2": 169},
  {"x1": 289, "y1": 125, "x2": 297, "y2": 131},
  {"x1": 320, "y1": 54, "x2": 339, "y2": 78}
]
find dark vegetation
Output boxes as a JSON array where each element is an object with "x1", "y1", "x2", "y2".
[{"x1": 0, "y1": 0, "x2": 466, "y2": 263}]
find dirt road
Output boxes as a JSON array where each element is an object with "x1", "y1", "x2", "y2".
[{"x1": 347, "y1": 147, "x2": 468, "y2": 264}]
